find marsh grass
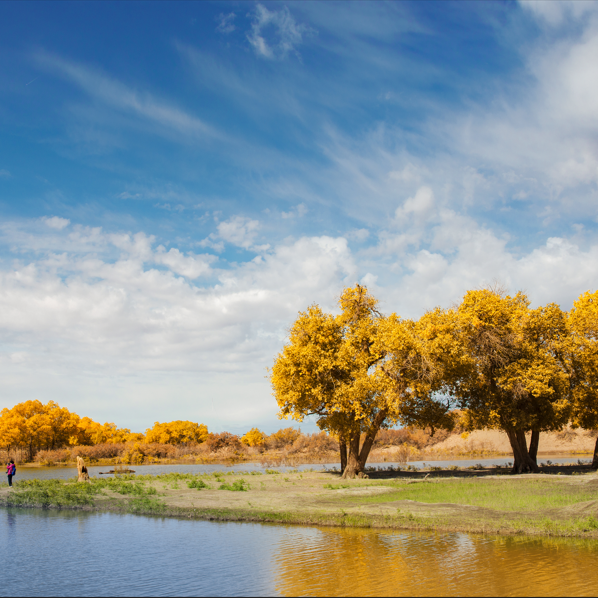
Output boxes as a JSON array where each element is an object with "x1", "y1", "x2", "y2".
[
  {"x1": 349, "y1": 478, "x2": 598, "y2": 512},
  {"x1": 6, "y1": 479, "x2": 101, "y2": 507},
  {"x1": 127, "y1": 497, "x2": 166, "y2": 514},
  {"x1": 187, "y1": 479, "x2": 210, "y2": 490},
  {"x1": 4, "y1": 476, "x2": 159, "y2": 508},
  {"x1": 219, "y1": 479, "x2": 250, "y2": 491}
]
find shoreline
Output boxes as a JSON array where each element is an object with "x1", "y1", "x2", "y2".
[
  {"x1": 16, "y1": 449, "x2": 595, "y2": 469},
  {"x1": 2, "y1": 467, "x2": 598, "y2": 539}
]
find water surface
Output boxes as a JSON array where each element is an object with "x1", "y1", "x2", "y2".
[
  {"x1": 1, "y1": 508, "x2": 597, "y2": 597},
  {"x1": 12, "y1": 454, "x2": 591, "y2": 482}
]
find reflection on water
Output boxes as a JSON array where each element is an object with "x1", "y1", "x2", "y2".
[
  {"x1": 274, "y1": 527, "x2": 598, "y2": 597},
  {"x1": 1, "y1": 508, "x2": 597, "y2": 597}
]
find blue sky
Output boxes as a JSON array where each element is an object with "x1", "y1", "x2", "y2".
[{"x1": 1, "y1": 1, "x2": 597, "y2": 433}]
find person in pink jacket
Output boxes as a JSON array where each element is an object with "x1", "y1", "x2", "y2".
[{"x1": 6, "y1": 459, "x2": 16, "y2": 487}]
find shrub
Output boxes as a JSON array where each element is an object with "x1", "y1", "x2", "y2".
[
  {"x1": 187, "y1": 478, "x2": 210, "y2": 490},
  {"x1": 289, "y1": 432, "x2": 337, "y2": 454},
  {"x1": 36, "y1": 449, "x2": 71, "y2": 466},
  {"x1": 219, "y1": 479, "x2": 249, "y2": 491},
  {"x1": 267, "y1": 427, "x2": 301, "y2": 449},
  {"x1": 374, "y1": 427, "x2": 452, "y2": 449},
  {"x1": 374, "y1": 429, "x2": 413, "y2": 447},
  {"x1": 205, "y1": 432, "x2": 243, "y2": 453},
  {"x1": 74, "y1": 443, "x2": 125, "y2": 461}
]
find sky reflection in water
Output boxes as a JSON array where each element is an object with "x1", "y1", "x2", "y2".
[{"x1": 1, "y1": 508, "x2": 598, "y2": 597}]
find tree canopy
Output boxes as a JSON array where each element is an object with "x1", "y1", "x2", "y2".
[
  {"x1": 271, "y1": 285, "x2": 463, "y2": 478},
  {"x1": 272, "y1": 284, "x2": 598, "y2": 475}
]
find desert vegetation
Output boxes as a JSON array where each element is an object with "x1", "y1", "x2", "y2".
[{"x1": 0, "y1": 401, "x2": 341, "y2": 467}]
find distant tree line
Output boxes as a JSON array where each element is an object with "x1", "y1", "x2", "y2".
[
  {"x1": 0, "y1": 401, "x2": 209, "y2": 461},
  {"x1": 0, "y1": 401, "x2": 324, "y2": 463},
  {"x1": 270, "y1": 285, "x2": 598, "y2": 478}
]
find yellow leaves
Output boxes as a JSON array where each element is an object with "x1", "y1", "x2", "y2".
[
  {"x1": 567, "y1": 290, "x2": 598, "y2": 428},
  {"x1": 145, "y1": 420, "x2": 208, "y2": 445},
  {"x1": 273, "y1": 284, "x2": 598, "y2": 443},
  {"x1": 271, "y1": 285, "x2": 391, "y2": 438},
  {"x1": 241, "y1": 427, "x2": 266, "y2": 447}
]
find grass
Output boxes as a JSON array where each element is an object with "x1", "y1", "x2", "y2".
[
  {"x1": 187, "y1": 479, "x2": 210, "y2": 490},
  {"x1": 346, "y1": 477, "x2": 598, "y2": 512},
  {"x1": 2, "y1": 469, "x2": 598, "y2": 538},
  {"x1": 2, "y1": 476, "x2": 161, "y2": 508},
  {"x1": 219, "y1": 479, "x2": 250, "y2": 491}
]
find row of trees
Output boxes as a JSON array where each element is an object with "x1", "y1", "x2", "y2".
[
  {"x1": 271, "y1": 285, "x2": 598, "y2": 478},
  {"x1": 0, "y1": 400, "x2": 208, "y2": 460}
]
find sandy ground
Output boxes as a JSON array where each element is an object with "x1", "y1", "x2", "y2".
[{"x1": 427, "y1": 428, "x2": 596, "y2": 455}]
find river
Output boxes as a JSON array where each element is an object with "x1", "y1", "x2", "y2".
[
  {"x1": 12, "y1": 454, "x2": 592, "y2": 482},
  {"x1": 1, "y1": 508, "x2": 597, "y2": 597}
]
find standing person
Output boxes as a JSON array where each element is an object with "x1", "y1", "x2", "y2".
[{"x1": 6, "y1": 459, "x2": 16, "y2": 488}]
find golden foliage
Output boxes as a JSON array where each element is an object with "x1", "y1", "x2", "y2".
[
  {"x1": 270, "y1": 284, "x2": 454, "y2": 477},
  {"x1": 241, "y1": 428, "x2": 266, "y2": 447},
  {"x1": 267, "y1": 427, "x2": 301, "y2": 448},
  {"x1": 272, "y1": 284, "x2": 598, "y2": 475},
  {"x1": 145, "y1": 420, "x2": 208, "y2": 445},
  {"x1": 568, "y1": 290, "x2": 598, "y2": 431},
  {"x1": 0, "y1": 401, "x2": 141, "y2": 459}
]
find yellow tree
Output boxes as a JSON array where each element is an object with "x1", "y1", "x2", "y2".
[
  {"x1": 271, "y1": 285, "x2": 400, "y2": 478},
  {"x1": 377, "y1": 307, "x2": 465, "y2": 437},
  {"x1": 0, "y1": 407, "x2": 22, "y2": 454},
  {"x1": 145, "y1": 420, "x2": 208, "y2": 444},
  {"x1": 43, "y1": 401, "x2": 82, "y2": 450},
  {"x1": 7, "y1": 400, "x2": 53, "y2": 460},
  {"x1": 75, "y1": 417, "x2": 104, "y2": 445},
  {"x1": 567, "y1": 290, "x2": 598, "y2": 469},
  {"x1": 241, "y1": 428, "x2": 266, "y2": 447},
  {"x1": 453, "y1": 289, "x2": 571, "y2": 473}
]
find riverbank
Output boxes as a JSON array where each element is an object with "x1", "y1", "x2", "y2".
[{"x1": 2, "y1": 466, "x2": 598, "y2": 538}]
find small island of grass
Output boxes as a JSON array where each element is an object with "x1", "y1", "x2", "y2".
[{"x1": 2, "y1": 465, "x2": 598, "y2": 539}]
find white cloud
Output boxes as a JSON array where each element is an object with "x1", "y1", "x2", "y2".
[
  {"x1": 0, "y1": 214, "x2": 597, "y2": 430},
  {"x1": 43, "y1": 216, "x2": 71, "y2": 230},
  {"x1": 247, "y1": 4, "x2": 313, "y2": 60},
  {"x1": 395, "y1": 186, "x2": 435, "y2": 221},
  {"x1": 520, "y1": 1, "x2": 598, "y2": 27},
  {"x1": 155, "y1": 246, "x2": 216, "y2": 279},
  {"x1": 35, "y1": 52, "x2": 218, "y2": 140},
  {"x1": 216, "y1": 12, "x2": 236, "y2": 34},
  {"x1": 217, "y1": 215, "x2": 260, "y2": 249},
  {"x1": 0, "y1": 169, "x2": 11, "y2": 178},
  {"x1": 281, "y1": 203, "x2": 307, "y2": 219}
]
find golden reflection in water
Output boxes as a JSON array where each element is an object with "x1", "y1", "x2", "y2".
[{"x1": 273, "y1": 526, "x2": 598, "y2": 597}]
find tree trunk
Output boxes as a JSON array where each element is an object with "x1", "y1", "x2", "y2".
[
  {"x1": 341, "y1": 411, "x2": 387, "y2": 479},
  {"x1": 77, "y1": 456, "x2": 90, "y2": 482},
  {"x1": 592, "y1": 435, "x2": 598, "y2": 471},
  {"x1": 357, "y1": 410, "x2": 387, "y2": 472},
  {"x1": 342, "y1": 433, "x2": 362, "y2": 479},
  {"x1": 506, "y1": 428, "x2": 539, "y2": 473},
  {"x1": 339, "y1": 439, "x2": 347, "y2": 474},
  {"x1": 528, "y1": 430, "x2": 540, "y2": 466}
]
